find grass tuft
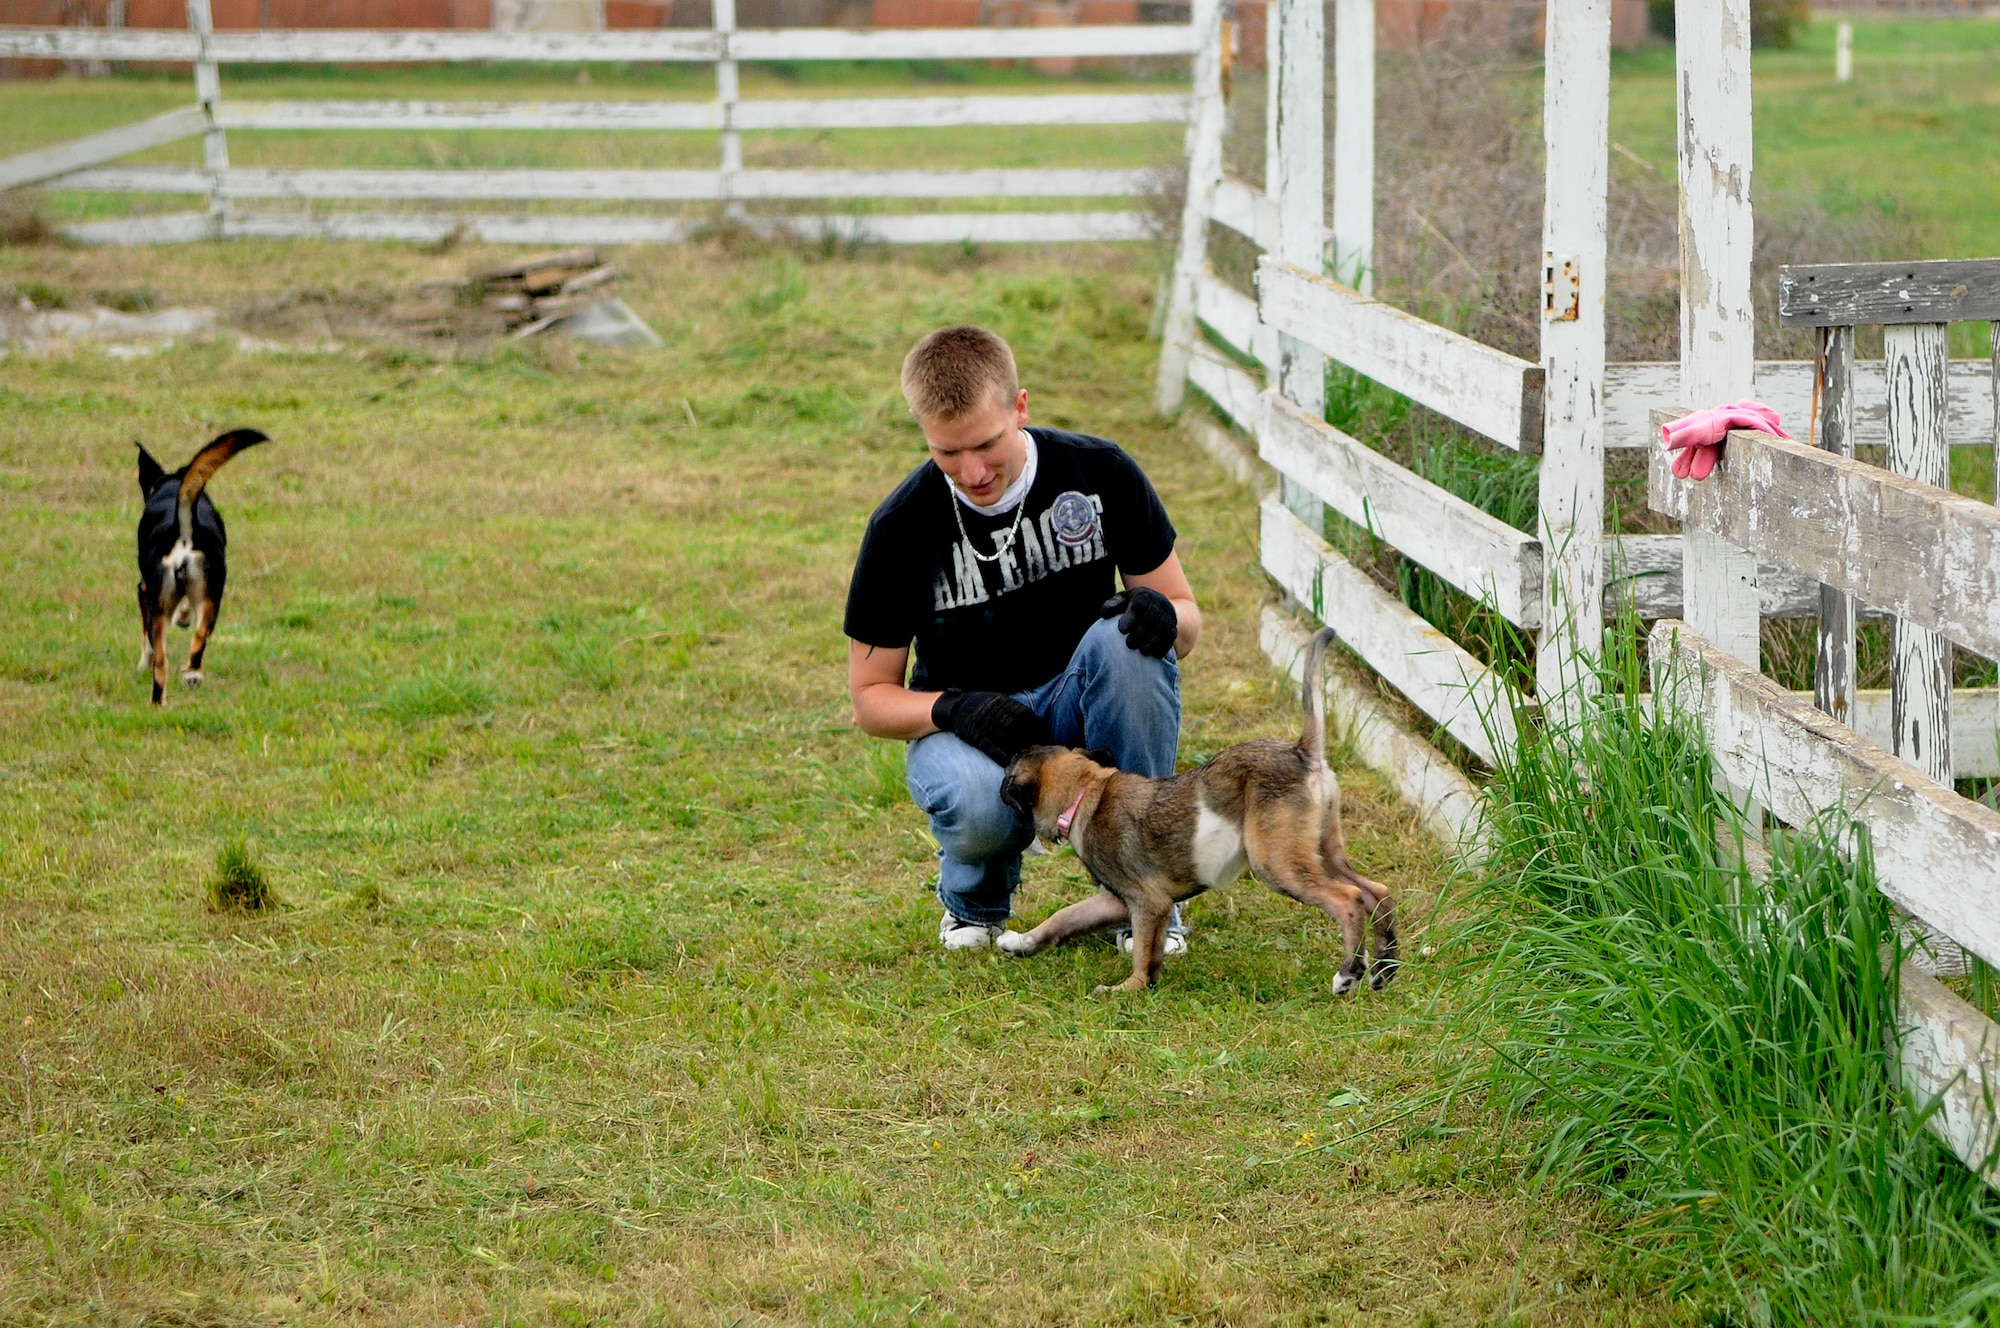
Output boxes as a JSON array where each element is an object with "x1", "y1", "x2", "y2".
[
  {"x1": 380, "y1": 669, "x2": 496, "y2": 724},
  {"x1": 206, "y1": 838, "x2": 279, "y2": 913},
  {"x1": 1446, "y1": 620, "x2": 2000, "y2": 1324}
]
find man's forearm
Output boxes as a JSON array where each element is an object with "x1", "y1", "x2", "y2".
[
  {"x1": 1171, "y1": 597, "x2": 1201, "y2": 658},
  {"x1": 852, "y1": 682, "x2": 942, "y2": 741}
]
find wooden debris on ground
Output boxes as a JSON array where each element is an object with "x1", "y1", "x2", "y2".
[{"x1": 388, "y1": 247, "x2": 628, "y2": 339}]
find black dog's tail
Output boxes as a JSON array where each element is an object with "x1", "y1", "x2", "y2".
[
  {"x1": 1299, "y1": 626, "x2": 1338, "y2": 768},
  {"x1": 173, "y1": 428, "x2": 269, "y2": 543}
]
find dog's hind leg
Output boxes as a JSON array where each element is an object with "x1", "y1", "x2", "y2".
[
  {"x1": 184, "y1": 592, "x2": 219, "y2": 688},
  {"x1": 997, "y1": 888, "x2": 1127, "y2": 957},
  {"x1": 148, "y1": 608, "x2": 170, "y2": 705},
  {"x1": 137, "y1": 582, "x2": 157, "y2": 671},
  {"x1": 1247, "y1": 806, "x2": 1371, "y2": 995},
  {"x1": 1315, "y1": 791, "x2": 1399, "y2": 989}
]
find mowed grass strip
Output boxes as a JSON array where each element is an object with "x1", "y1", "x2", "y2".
[{"x1": 0, "y1": 240, "x2": 1678, "y2": 1324}]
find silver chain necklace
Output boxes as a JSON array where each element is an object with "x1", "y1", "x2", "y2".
[{"x1": 947, "y1": 445, "x2": 1030, "y2": 564}]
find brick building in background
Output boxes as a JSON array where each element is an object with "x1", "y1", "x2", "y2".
[{"x1": 0, "y1": 0, "x2": 1650, "y2": 74}]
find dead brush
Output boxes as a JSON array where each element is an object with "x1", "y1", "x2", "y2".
[
  {"x1": 0, "y1": 191, "x2": 58, "y2": 248},
  {"x1": 206, "y1": 838, "x2": 279, "y2": 913}
]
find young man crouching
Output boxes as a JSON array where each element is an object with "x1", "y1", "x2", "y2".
[{"x1": 843, "y1": 325, "x2": 1201, "y2": 951}]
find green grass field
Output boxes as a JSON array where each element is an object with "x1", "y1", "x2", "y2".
[
  {"x1": 1610, "y1": 15, "x2": 2000, "y2": 259},
  {"x1": 0, "y1": 238, "x2": 1702, "y2": 1325}
]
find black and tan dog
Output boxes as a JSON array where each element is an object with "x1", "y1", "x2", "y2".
[
  {"x1": 135, "y1": 429, "x2": 268, "y2": 705},
  {"x1": 996, "y1": 627, "x2": 1397, "y2": 996}
]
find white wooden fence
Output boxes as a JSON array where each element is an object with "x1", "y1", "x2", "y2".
[
  {"x1": 0, "y1": 8, "x2": 1211, "y2": 246},
  {"x1": 1157, "y1": 0, "x2": 2000, "y2": 1186}
]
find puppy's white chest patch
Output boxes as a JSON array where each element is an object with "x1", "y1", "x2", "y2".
[{"x1": 1191, "y1": 798, "x2": 1247, "y2": 888}]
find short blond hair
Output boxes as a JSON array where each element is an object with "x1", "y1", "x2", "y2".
[{"x1": 900, "y1": 325, "x2": 1018, "y2": 422}]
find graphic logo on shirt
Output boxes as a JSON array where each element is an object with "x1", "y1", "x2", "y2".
[
  {"x1": 1049, "y1": 491, "x2": 1098, "y2": 547},
  {"x1": 930, "y1": 490, "x2": 1106, "y2": 611}
]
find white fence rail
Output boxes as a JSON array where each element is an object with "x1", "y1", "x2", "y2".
[{"x1": 0, "y1": 16, "x2": 1205, "y2": 245}]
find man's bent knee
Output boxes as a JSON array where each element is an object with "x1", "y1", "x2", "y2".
[{"x1": 906, "y1": 732, "x2": 1035, "y2": 863}]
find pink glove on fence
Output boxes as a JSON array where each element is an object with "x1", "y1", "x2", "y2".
[{"x1": 1660, "y1": 400, "x2": 1791, "y2": 480}]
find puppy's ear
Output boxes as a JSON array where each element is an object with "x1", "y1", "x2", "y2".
[
  {"x1": 137, "y1": 442, "x2": 166, "y2": 496},
  {"x1": 1082, "y1": 747, "x2": 1117, "y2": 769},
  {"x1": 999, "y1": 767, "x2": 1039, "y2": 816}
]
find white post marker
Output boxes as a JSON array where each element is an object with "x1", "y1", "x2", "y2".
[
  {"x1": 1152, "y1": 0, "x2": 1228, "y2": 416},
  {"x1": 1836, "y1": 21, "x2": 1853, "y2": 83},
  {"x1": 1272, "y1": 0, "x2": 1327, "y2": 532},
  {"x1": 184, "y1": 0, "x2": 228, "y2": 235},
  {"x1": 1536, "y1": 0, "x2": 1610, "y2": 703},
  {"x1": 1675, "y1": 0, "x2": 1760, "y2": 669},
  {"x1": 1331, "y1": 0, "x2": 1373, "y2": 294}
]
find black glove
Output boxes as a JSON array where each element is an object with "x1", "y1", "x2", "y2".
[
  {"x1": 1099, "y1": 588, "x2": 1178, "y2": 658},
  {"x1": 931, "y1": 690, "x2": 1053, "y2": 766}
]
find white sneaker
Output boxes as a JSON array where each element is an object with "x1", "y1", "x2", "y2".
[
  {"x1": 1117, "y1": 928, "x2": 1189, "y2": 958},
  {"x1": 939, "y1": 912, "x2": 1005, "y2": 951}
]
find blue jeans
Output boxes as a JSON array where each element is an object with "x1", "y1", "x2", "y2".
[{"x1": 905, "y1": 616, "x2": 1181, "y2": 926}]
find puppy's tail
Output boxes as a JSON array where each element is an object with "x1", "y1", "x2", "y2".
[
  {"x1": 1299, "y1": 626, "x2": 1338, "y2": 768},
  {"x1": 174, "y1": 428, "x2": 269, "y2": 543}
]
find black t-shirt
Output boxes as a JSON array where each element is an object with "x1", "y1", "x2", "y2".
[{"x1": 843, "y1": 426, "x2": 1177, "y2": 695}]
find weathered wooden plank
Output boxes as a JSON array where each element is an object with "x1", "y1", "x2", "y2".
[
  {"x1": 1603, "y1": 360, "x2": 1995, "y2": 451},
  {"x1": 1330, "y1": 0, "x2": 1372, "y2": 291},
  {"x1": 1780, "y1": 257, "x2": 2000, "y2": 328},
  {"x1": 1257, "y1": 256, "x2": 1545, "y2": 452},
  {"x1": 0, "y1": 26, "x2": 200, "y2": 60},
  {"x1": 212, "y1": 29, "x2": 723, "y2": 61},
  {"x1": 218, "y1": 98, "x2": 716, "y2": 131},
  {"x1": 1651, "y1": 621, "x2": 2000, "y2": 971},
  {"x1": 1605, "y1": 533, "x2": 1828, "y2": 622},
  {"x1": 1193, "y1": 270, "x2": 1275, "y2": 367},
  {"x1": 1535, "y1": 0, "x2": 1610, "y2": 701},
  {"x1": 1896, "y1": 966, "x2": 2000, "y2": 1190},
  {"x1": 1208, "y1": 177, "x2": 1280, "y2": 251},
  {"x1": 1815, "y1": 325, "x2": 1859, "y2": 728},
  {"x1": 1272, "y1": 0, "x2": 1327, "y2": 528},
  {"x1": 186, "y1": 0, "x2": 228, "y2": 231},
  {"x1": 729, "y1": 23, "x2": 1201, "y2": 60},
  {"x1": 1885, "y1": 322, "x2": 1955, "y2": 783},
  {"x1": 0, "y1": 106, "x2": 208, "y2": 192},
  {"x1": 1822, "y1": 688, "x2": 2000, "y2": 780},
  {"x1": 213, "y1": 93, "x2": 1189, "y2": 133},
  {"x1": 61, "y1": 208, "x2": 1149, "y2": 247},
  {"x1": 1651, "y1": 427, "x2": 2000, "y2": 662},
  {"x1": 1675, "y1": 0, "x2": 1760, "y2": 673},
  {"x1": 1152, "y1": 0, "x2": 1227, "y2": 416},
  {"x1": 55, "y1": 165, "x2": 1155, "y2": 200},
  {"x1": 1261, "y1": 606, "x2": 1488, "y2": 857},
  {"x1": 1260, "y1": 390, "x2": 1544, "y2": 627},
  {"x1": 1261, "y1": 496, "x2": 1514, "y2": 765},
  {"x1": 1186, "y1": 342, "x2": 1262, "y2": 433}
]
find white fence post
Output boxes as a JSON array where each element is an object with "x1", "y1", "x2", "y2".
[
  {"x1": 1535, "y1": 0, "x2": 1609, "y2": 703},
  {"x1": 1675, "y1": 0, "x2": 1760, "y2": 669},
  {"x1": 1330, "y1": 0, "x2": 1372, "y2": 294},
  {"x1": 1885, "y1": 322, "x2": 1955, "y2": 785},
  {"x1": 1272, "y1": 0, "x2": 1326, "y2": 531},
  {"x1": 713, "y1": 0, "x2": 741, "y2": 210},
  {"x1": 1153, "y1": 0, "x2": 1228, "y2": 416},
  {"x1": 184, "y1": 0, "x2": 229, "y2": 235}
]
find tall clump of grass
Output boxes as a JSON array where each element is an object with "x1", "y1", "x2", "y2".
[
  {"x1": 1448, "y1": 621, "x2": 2000, "y2": 1324},
  {"x1": 207, "y1": 838, "x2": 279, "y2": 912}
]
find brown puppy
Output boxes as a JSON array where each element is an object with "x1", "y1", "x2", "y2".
[{"x1": 997, "y1": 627, "x2": 1396, "y2": 996}]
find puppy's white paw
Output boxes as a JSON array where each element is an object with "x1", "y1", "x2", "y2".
[
  {"x1": 138, "y1": 645, "x2": 154, "y2": 670},
  {"x1": 995, "y1": 931, "x2": 1038, "y2": 957},
  {"x1": 1330, "y1": 969, "x2": 1360, "y2": 996},
  {"x1": 180, "y1": 669, "x2": 204, "y2": 689}
]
